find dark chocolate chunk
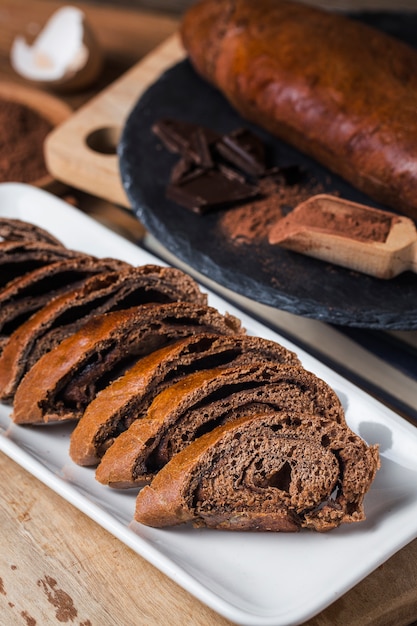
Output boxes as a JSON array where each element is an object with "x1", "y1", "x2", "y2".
[
  {"x1": 155, "y1": 118, "x2": 304, "y2": 215},
  {"x1": 218, "y1": 163, "x2": 247, "y2": 184},
  {"x1": 216, "y1": 128, "x2": 266, "y2": 177},
  {"x1": 190, "y1": 127, "x2": 214, "y2": 168},
  {"x1": 169, "y1": 156, "x2": 196, "y2": 184},
  {"x1": 152, "y1": 118, "x2": 220, "y2": 162},
  {"x1": 167, "y1": 168, "x2": 259, "y2": 214},
  {"x1": 152, "y1": 118, "x2": 198, "y2": 154}
]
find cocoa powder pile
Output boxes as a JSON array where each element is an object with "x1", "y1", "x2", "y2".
[
  {"x1": 218, "y1": 174, "x2": 325, "y2": 243},
  {"x1": 0, "y1": 98, "x2": 52, "y2": 183}
]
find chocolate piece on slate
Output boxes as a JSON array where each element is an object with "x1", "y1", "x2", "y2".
[
  {"x1": 167, "y1": 168, "x2": 260, "y2": 214},
  {"x1": 218, "y1": 163, "x2": 247, "y2": 184},
  {"x1": 155, "y1": 118, "x2": 304, "y2": 215},
  {"x1": 152, "y1": 118, "x2": 198, "y2": 154},
  {"x1": 153, "y1": 119, "x2": 220, "y2": 162},
  {"x1": 216, "y1": 128, "x2": 266, "y2": 176},
  {"x1": 190, "y1": 127, "x2": 214, "y2": 168},
  {"x1": 169, "y1": 156, "x2": 196, "y2": 184}
]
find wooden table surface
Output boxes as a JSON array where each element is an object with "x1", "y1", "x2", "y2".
[{"x1": 1, "y1": 2, "x2": 417, "y2": 625}]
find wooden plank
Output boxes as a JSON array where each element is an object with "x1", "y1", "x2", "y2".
[{"x1": 0, "y1": 451, "x2": 233, "y2": 625}]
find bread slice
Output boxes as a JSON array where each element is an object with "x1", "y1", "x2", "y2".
[
  {"x1": 0, "y1": 255, "x2": 128, "y2": 355},
  {"x1": 12, "y1": 302, "x2": 242, "y2": 425},
  {"x1": 0, "y1": 264, "x2": 206, "y2": 403},
  {"x1": 0, "y1": 240, "x2": 84, "y2": 290},
  {"x1": 134, "y1": 411, "x2": 380, "y2": 532},
  {"x1": 0, "y1": 217, "x2": 62, "y2": 246},
  {"x1": 95, "y1": 362, "x2": 345, "y2": 488},
  {"x1": 70, "y1": 333, "x2": 300, "y2": 466}
]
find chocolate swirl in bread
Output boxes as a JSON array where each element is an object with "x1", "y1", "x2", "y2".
[
  {"x1": 0, "y1": 217, "x2": 62, "y2": 246},
  {"x1": 0, "y1": 240, "x2": 84, "y2": 290},
  {"x1": 12, "y1": 302, "x2": 242, "y2": 425},
  {"x1": 0, "y1": 255, "x2": 128, "y2": 355},
  {"x1": 181, "y1": 0, "x2": 417, "y2": 219},
  {"x1": 70, "y1": 333, "x2": 300, "y2": 466},
  {"x1": 95, "y1": 362, "x2": 345, "y2": 488},
  {"x1": 0, "y1": 264, "x2": 206, "y2": 403},
  {"x1": 135, "y1": 411, "x2": 379, "y2": 531}
]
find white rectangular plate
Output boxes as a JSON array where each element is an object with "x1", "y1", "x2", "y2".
[{"x1": 1, "y1": 182, "x2": 417, "y2": 626}]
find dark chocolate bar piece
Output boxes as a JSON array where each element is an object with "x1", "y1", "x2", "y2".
[
  {"x1": 190, "y1": 127, "x2": 215, "y2": 168},
  {"x1": 216, "y1": 128, "x2": 266, "y2": 177},
  {"x1": 167, "y1": 168, "x2": 259, "y2": 214},
  {"x1": 152, "y1": 118, "x2": 219, "y2": 161},
  {"x1": 152, "y1": 118, "x2": 198, "y2": 154},
  {"x1": 155, "y1": 118, "x2": 304, "y2": 215}
]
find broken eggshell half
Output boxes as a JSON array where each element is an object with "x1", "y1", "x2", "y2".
[{"x1": 10, "y1": 6, "x2": 103, "y2": 92}]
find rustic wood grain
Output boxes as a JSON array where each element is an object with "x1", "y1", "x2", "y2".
[
  {"x1": 1, "y1": 2, "x2": 417, "y2": 625},
  {"x1": 0, "y1": 452, "x2": 234, "y2": 626}
]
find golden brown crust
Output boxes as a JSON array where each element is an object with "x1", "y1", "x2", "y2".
[
  {"x1": 0, "y1": 264, "x2": 206, "y2": 403},
  {"x1": 12, "y1": 302, "x2": 242, "y2": 425},
  {"x1": 0, "y1": 256, "x2": 128, "y2": 359},
  {"x1": 0, "y1": 240, "x2": 85, "y2": 290},
  {"x1": 181, "y1": 0, "x2": 417, "y2": 219},
  {"x1": 69, "y1": 342, "x2": 178, "y2": 466},
  {"x1": 70, "y1": 333, "x2": 299, "y2": 467},
  {"x1": 95, "y1": 362, "x2": 346, "y2": 488}
]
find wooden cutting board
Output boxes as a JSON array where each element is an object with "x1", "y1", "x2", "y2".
[{"x1": 45, "y1": 33, "x2": 184, "y2": 208}]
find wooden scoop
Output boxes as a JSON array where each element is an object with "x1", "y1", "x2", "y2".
[{"x1": 268, "y1": 194, "x2": 417, "y2": 279}]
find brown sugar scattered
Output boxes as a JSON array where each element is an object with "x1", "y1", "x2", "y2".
[{"x1": 0, "y1": 98, "x2": 52, "y2": 183}]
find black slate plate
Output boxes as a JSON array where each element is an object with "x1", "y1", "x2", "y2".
[{"x1": 119, "y1": 12, "x2": 417, "y2": 330}]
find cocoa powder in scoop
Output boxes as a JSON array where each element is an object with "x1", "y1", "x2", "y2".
[
  {"x1": 297, "y1": 203, "x2": 393, "y2": 242},
  {"x1": 269, "y1": 197, "x2": 394, "y2": 245},
  {"x1": 0, "y1": 98, "x2": 52, "y2": 183}
]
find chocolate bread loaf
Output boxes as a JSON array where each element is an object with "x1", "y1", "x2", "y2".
[
  {"x1": 135, "y1": 411, "x2": 379, "y2": 531},
  {"x1": 95, "y1": 362, "x2": 345, "y2": 488},
  {"x1": 0, "y1": 264, "x2": 207, "y2": 403},
  {"x1": 70, "y1": 333, "x2": 300, "y2": 466},
  {"x1": 0, "y1": 255, "x2": 128, "y2": 354},
  {"x1": 0, "y1": 240, "x2": 84, "y2": 290},
  {"x1": 181, "y1": 0, "x2": 417, "y2": 219},
  {"x1": 12, "y1": 302, "x2": 242, "y2": 425},
  {"x1": 0, "y1": 217, "x2": 62, "y2": 246}
]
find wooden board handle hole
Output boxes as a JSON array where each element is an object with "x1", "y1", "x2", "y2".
[{"x1": 85, "y1": 126, "x2": 121, "y2": 155}]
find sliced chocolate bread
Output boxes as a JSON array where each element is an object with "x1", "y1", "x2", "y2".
[
  {"x1": 95, "y1": 362, "x2": 345, "y2": 488},
  {"x1": 0, "y1": 217, "x2": 62, "y2": 246},
  {"x1": 0, "y1": 240, "x2": 84, "y2": 290},
  {"x1": 134, "y1": 411, "x2": 380, "y2": 532},
  {"x1": 0, "y1": 264, "x2": 206, "y2": 403},
  {"x1": 0, "y1": 255, "x2": 128, "y2": 354},
  {"x1": 70, "y1": 333, "x2": 300, "y2": 466},
  {"x1": 12, "y1": 302, "x2": 243, "y2": 425}
]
